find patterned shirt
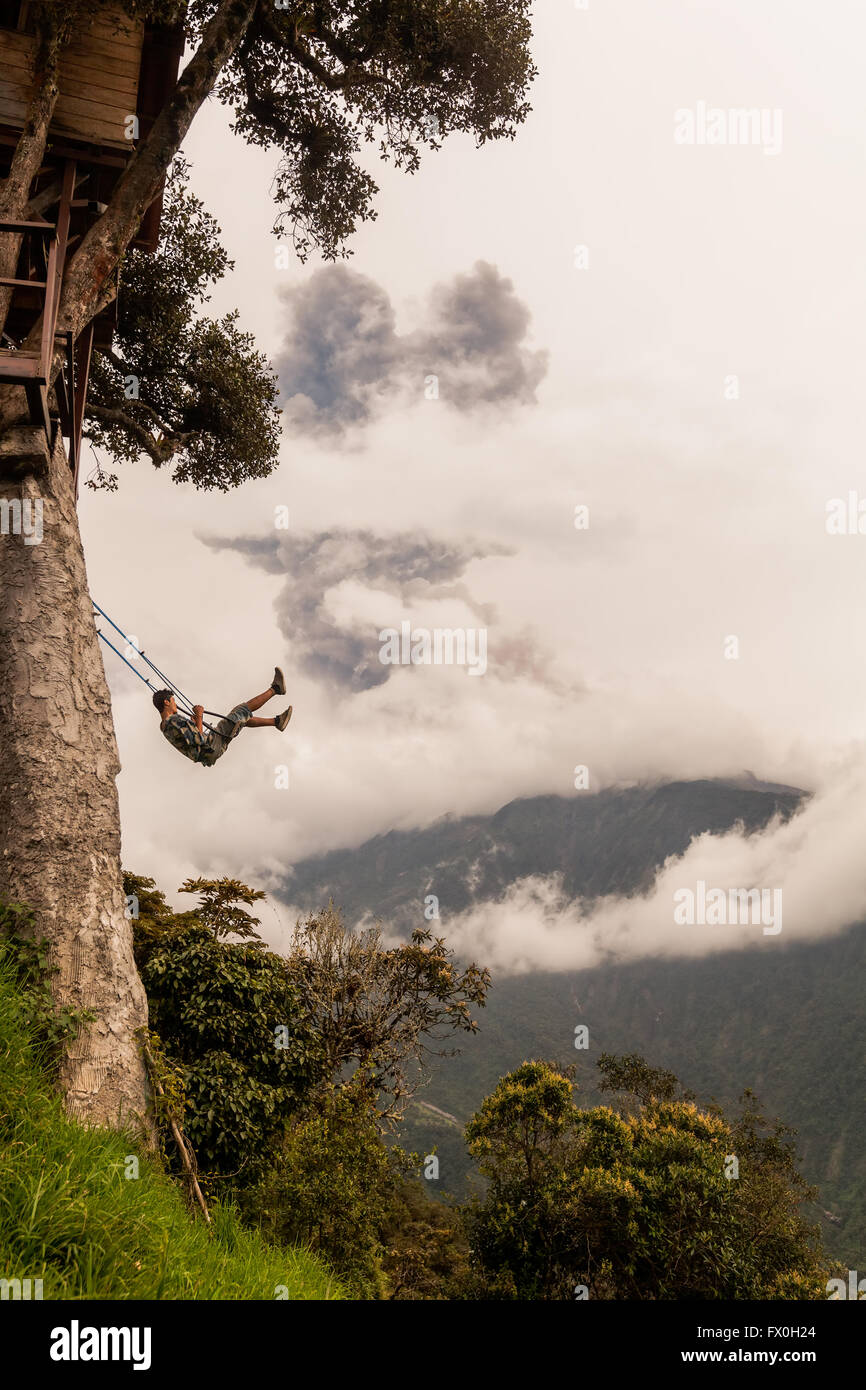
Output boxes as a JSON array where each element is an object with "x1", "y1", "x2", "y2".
[{"x1": 160, "y1": 713, "x2": 209, "y2": 764}]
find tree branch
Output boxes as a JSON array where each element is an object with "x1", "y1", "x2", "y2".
[
  {"x1": 256, "y1": 9, "x2": 389, "y2": 94},
  {"x1": 84, "y1": 402, "x2": 170, "y2": 465}
]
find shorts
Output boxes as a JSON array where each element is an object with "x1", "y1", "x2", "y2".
[{"x1": 198, "y1": 704, "x2": 251, "y2": 767}]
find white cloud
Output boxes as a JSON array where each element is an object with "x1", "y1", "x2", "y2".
[
  {"x1": 437, "y1": 757, "x2": 866, "y2": 974},
  {"x1": 78, "y1": 0, "x2": 866, "y2": 966}
]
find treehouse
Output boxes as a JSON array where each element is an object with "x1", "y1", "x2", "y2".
[{"x1": 0, "y1": 2, "x2": 183, "y2": 492}]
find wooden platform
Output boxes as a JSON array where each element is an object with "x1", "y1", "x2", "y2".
[{"x1": 0, "y1": 8, "x2": 144, "y2": 149}]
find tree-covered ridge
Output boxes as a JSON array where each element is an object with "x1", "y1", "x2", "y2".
[
  {"x1": 1, "y1": 872, "x2": 838, "y2": 1298},
  {"x1": 278, "y1": 780, "x2": 804, "y2": 930},
  {"x1": 99, "y1": 875, "x2": 842, "y2": 1297},
  {"x1": 464, "y1": 1059, "x2": 832, "y2": 1300}
]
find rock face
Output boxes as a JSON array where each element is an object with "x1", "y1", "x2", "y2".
[{"x1": 0, "y1": 426, "x2": 151, "y2": 1134}]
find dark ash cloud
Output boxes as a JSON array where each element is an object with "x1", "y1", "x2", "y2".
[
  {"x1": 206, "y1": 528, "x2": 513, "y2": 694},
  {"x1": 276, "y1": 260, "x2": 548, "y2": 437}
]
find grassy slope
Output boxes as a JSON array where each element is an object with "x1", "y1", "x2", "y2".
[{"x1": 0, "y1": 949, "x2": 344, "y2": 1301}]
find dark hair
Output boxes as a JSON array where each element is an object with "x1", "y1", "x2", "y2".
[{"x1": 152, "y1": 689, "x2": 173, "y2": 714}]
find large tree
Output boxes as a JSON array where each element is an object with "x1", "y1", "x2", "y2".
[{"x1": 0, "y1": 1, "x2": 534, "y2": 1130}]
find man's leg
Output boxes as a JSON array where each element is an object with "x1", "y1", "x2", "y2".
[
  {"x1": 248, "y1": 707, "x2": 292, "y2": 731},
  {"x1": 245, "y1": 687, "x2": 276, "y2": 713}
]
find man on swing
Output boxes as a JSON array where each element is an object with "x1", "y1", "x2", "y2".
[{"x1": 153, "y1": 667, "x2": 292, "y2": 768}]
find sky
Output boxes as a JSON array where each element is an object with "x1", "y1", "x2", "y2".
[{"x1": 79, "y1": 1, "x2": 866, "y2": 963}]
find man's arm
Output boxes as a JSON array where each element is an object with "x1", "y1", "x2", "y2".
[{"x1": 193, "y1": 704, "x2": 204, "y2": 735}]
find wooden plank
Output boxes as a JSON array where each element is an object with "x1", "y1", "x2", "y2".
[
  {"x1": 1, "y1": 44, "x2": 37, "y2": 76},
  {"x1": 0, "y1": 355, "x2": 44, "y2": 383},
  {"x1": 0, "y1": 31, "x2": 33, "y2": 62},
  {"x1": 67, "y1": 34, "x2": 143, "y2": 67},
  {"x1": 50, "y1": 120, "x2": 130, "y2": 150},
  {"x1": 53, "y1": 87, "x2": 137, "y2": 121},
  {"x1": 54, "y1": 86, "x2": 139, "y2": 124},
  {"x1": 59, "y1": 55, "x2": 141, "y2": 90},
  {"x1": 52, "y1": 89, "x2": 136, "y2": 123},
  {"x1": 0, "y1": 97, "x2": 30, "y2": 125},
  {"x1": 0, "y1": 125, "x2": 130, "y2": 167},
  {"x1": 40, "y1": 238, "x2": 57, "y2": 379},
  {"x1": 0, "y1": 76, "x2": 31, "y2": 101},
  {"x1": 0, "y1": 219, "x2": 53, "y2": 232},
  {"x1": 89, "y1": 24, "x2": 141, "y2": 51},
  {"x1": 0, "y1": 42, "x2": 141, "y2": 89},
  {"x1": 52, "y1": 96, "x2": 135, "y2": 146},
  {"x1": 88, "y1": 13, "x2": 142, "y2": 50}
]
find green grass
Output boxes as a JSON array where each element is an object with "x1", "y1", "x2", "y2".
[{"x1": 0, "y1": 946, "x2": 345, "y2": 1300}]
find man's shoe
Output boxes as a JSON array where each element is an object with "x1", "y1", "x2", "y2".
[
  {"x1": 271, "y1": 666, "x2": 286, "y2": 696},
  {"x1": 275, "y1": 706, "x2": 292, "y2": 731}
]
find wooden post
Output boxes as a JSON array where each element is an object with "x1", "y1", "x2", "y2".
[
  {"x1": 140, "y1": 1035, "x2": 212, "y2": 1226},
  {"x1": 71, "y1": 320, "x2": 93, "y2": 499}
]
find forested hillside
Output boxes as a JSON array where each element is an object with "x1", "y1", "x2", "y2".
[
  {"x1": 280, "y1": 779, "x2": 865, "y2": 1268},
  {"x1": 281, "y1": 779, "x2": 803, "y2": 928}
]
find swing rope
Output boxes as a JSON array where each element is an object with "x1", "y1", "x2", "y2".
[{"x1": 91, "y1": 599, "x2": 228, "y2": 734}]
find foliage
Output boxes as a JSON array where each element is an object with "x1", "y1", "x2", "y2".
[
  {"x1": 248, "y1": 1073, "x2": 407, "y2": 1297},
  {"x1": 128, "y1": 874, "x2": 489, "y2": 1178},
  {"x1": 84, "y1": 158, "x2": 281, "y2": 490},
  {"x1": 598, "y1": 1051, "x2": 694, "y2": 1106},
  {"x1": 0, "y1": 901, "x2": 95, "y2": 1061},
  {"x1": 178, "y1": 876, "x2": 266, "y2": 941},
  {"x1": 135, "y1": 922, "x2": 324, "y2": 1183},
  {"x1": 463, "y1": 1058, "x2": 835, "y2": 1300},
  {"x1": 125, "y1": 871, "x2": 491, "y2": 1293},
  {"x1": 139, "y1": 1027, "x2": 189, "y2": 1158},
  {"x1": 124, "y1": 871, "x2": 197, "y2": 943},
  {"x1": 285, "y1": 902, "x2": 489, "y2": 1119},
  {"x1": 208, "y1": 0, "x2": 536, "y2": 261},
  {"x1": 380, "y1": 1179, "x2": 472, "y2": 1300},
  {"x1": 0, "y1": 941, "x2": 344, "y2": 1300}
]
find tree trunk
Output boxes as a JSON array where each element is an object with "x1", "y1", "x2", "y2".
[{"x1": 0, "y1": 425, "x2": 151, "y2": 1134}]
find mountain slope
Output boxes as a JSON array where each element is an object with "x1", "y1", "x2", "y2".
[
  {"x1": 279, "y1": 778, "x2": 864, "y2": 1267},
  {"x1": 282, "y1": 779, "x2": 802, "y2": 930}
]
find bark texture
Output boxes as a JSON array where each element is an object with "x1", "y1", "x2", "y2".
[{"x1": 0, "y1": 427, "x2": 151, "y2": 1133}]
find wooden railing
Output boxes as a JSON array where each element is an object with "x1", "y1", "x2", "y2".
[{"x1": 0, "y1": 160, "x2": 93, "y2": 493}]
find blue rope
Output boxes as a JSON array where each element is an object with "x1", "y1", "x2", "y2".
[{"x1": 92, "y1": 598, "x2": 227, "y2": 733}]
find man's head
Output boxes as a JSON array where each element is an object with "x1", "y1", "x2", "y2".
[{"x1": 152, "y1": 689, "x2": 176, "y2": 719}]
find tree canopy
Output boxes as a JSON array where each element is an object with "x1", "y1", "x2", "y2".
[
  {"x1": 464, "y1": 1058, "x2": 832, "y2": 1300},
  {"x1": 84, "y1": 159, "x2": 281, "y2": 490},
  {"x1": 212, "y1": 0, "x2": 536, "y2": 261}
]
